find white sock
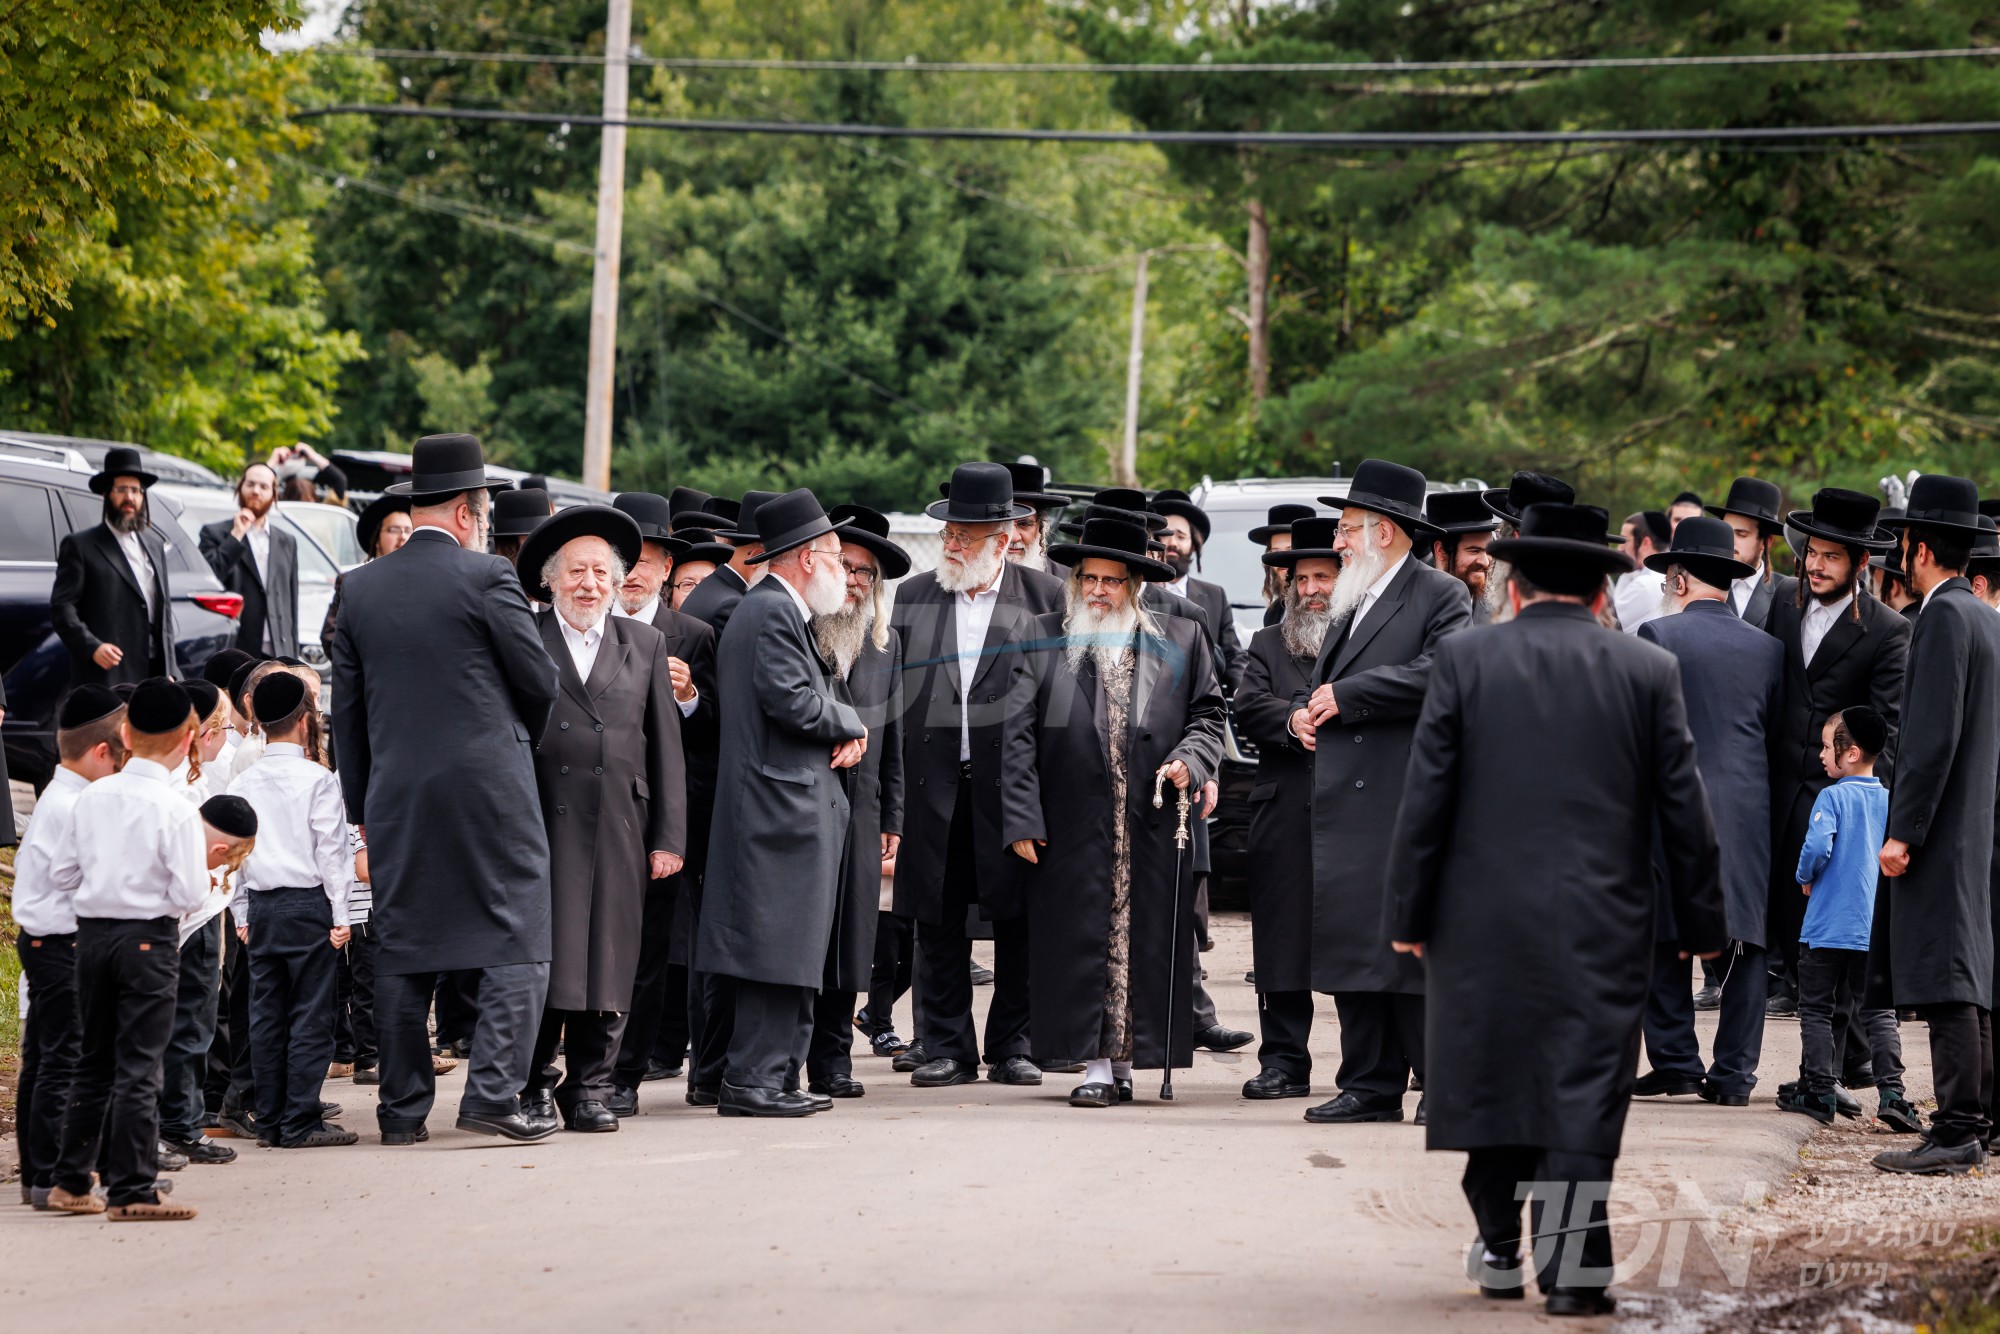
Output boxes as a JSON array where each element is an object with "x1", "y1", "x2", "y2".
[
  {"x1": 1112, "y1": 1060, "x2": 1133, "y2": 1080},
  {"x1": 1083, "y1": 1058, "x2": 1113, "y2": 1086}
]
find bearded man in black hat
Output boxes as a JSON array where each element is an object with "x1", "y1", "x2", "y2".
[
  {"x1": 1002, "y1": 517, "x2": 1226, "y2": 1106},
  {"x1": 1477, "y1": 471, "x2": 1576, "y2": 627},
  {"x1": 1424, "y1": 492, "x2": 1502, "y2": 625},
  {"x1": 1150, "y1": 488, "x2": 1244, "y2": 687},
  {"x1": 1385, "y1": 503, "x2": 1725, "y2": 1317},
  {"x1": 1235, "y1": 517, "x2": 1340, "y2": 1099},
  {"x1": 1707, "y1": 476, "x2": 1787, "y2": 628},
  {"x1": 1875, "y1": 477, "x2": 2000, "y2": 1174},
  {"x1": 890, "y1": 462, "x2": 1064, "y2": 1089},
  {"x1": 330, "y1": 433, "x2": 563, "y2": 1144},
  {"x1": 490, "y1": 487, "x2": 551, "y2": 570},
  {"x1": 1296, "y1": 459, "x2": 1472, "y2": 1125},
  {"x1": 694, "y1": 490, "x2": 868, "y2": 1117},
  {"x1": 50, "y1": 446, "x2": 177, "y2": 686},
  {"x1": 999, "y1": 461, "x2": 1068, "y2": 572},
  {"x1": 1251, "y1": 503, "x2": 1316, "y2": 626},
  {"x1": 678, "y1": 491, "x2": 777, "y2": 635}
]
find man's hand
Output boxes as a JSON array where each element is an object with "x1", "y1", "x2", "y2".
[
  {"x1": 330, "y1": 926, "x2": 352, "y2": 948},
  {"x1": 1391, "y1": 939, "x2": 1424, "y2": 959},
  {"x1": 230, "y1": 507, "x2": 256, "y2": 539},
  {"x1": 1158, "y1": 759, "x2": 1191, "y2": 791},
  {"x1": 881, "y1": 833, "x2": 900, "y2": 862},
  {"x1": 650, "y1": 851, "x2": 683, "y2": 879},
  {"x1": 1199, "y1": 779, "x2": 1218, "y2": 820},
  {"x1": 831, "y1": 736, "x2": 867, "y2": 769},
  {"x1": 92, "y1": 643, "x2": 123, "y2": 670},
  {"x1": 1678, "y1": 949, "x2": 1725, "y2": 961},
  {"x1": 1800, "y1": 882, "x2": 1811, "y2": 897},
  {"x1": 1880, "y1": 838, "x2": 1911, "y2": 878},
  {"x1": 1307, "y1": 682, "x2": 1340, "y2": 725},
  {"x1": 236, "y1": 925, "x2": 249, "y2": 944},
  {"x1": 1289, "y1": 708, "x2": 1317, "y2": 751},
  {"x1": 667, "y1": 655, "x2": 696, "y2": 702},
  {"x1": 1010, "y1": 839, "x2": 1044, "y2": 864}
]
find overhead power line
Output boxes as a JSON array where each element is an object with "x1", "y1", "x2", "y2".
[
  {"x1": 294, "y1": 103, "x2": 2000, "y2": 148},
  {"x1": 343, "y1": 44, "x2": 2000, "y2": 75}
]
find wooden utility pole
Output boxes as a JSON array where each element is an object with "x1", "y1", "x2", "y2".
[
  {"x1": 1117, "y1": 248, "x2": 1151, "y2": 487},
  {"x1": 580, "y1": 0, "x2": 632, "y2": 493}
]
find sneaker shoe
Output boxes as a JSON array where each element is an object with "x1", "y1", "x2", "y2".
[
  {"x1": 155, "y1": 1141, "x2": 190, "y2": 1172},
  {"x1": 870, "y1": 1030, "x2": 910, "y2": 1058},
  {"x1": 161, "y1": 1135, "x2": 238, "y2": 1165},
  {"x1": 1776, "y1": 1084, "x2": 1840, "y2": 1125},
  {"x1": 1876, "y1": 1090, "x2": 1924, "y2": 1135}
]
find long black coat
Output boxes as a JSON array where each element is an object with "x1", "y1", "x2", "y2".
[
  {"x1": 1387, "y1": 602, "x2": 1727, "y2": 1155},
  {"x1": 678, "y1": 563, "x2": 749, "y2": 636},
  {"x1": 1638, "y1": 601, "x2": 1783, "y2": 946},
  {"x1": 694, "y1": 578, "x2": 866, "y2": 988},
  {"x1": 0, "y1": 675, "x2": 13, "y2": 845},
  {"x1": 1234, "y1": 623, "x2": 1315, "y2": 992},
  {"x1": 330, "y1": 529, "x2": 559, "y2": 974},
  {"x1": 1002, "y1": 612, "x2": 1226, "y2": 1069},
  {"x1": 1181, "y1": 575, "x2": 1244, "y2": 690},
  {"x1": 825, "y1": 629, "x2": 905, "y2": 991},
  {"x1": 639, "y1": 600, "x2": 718, "y2": 872},
  {"x1": 889, "y1": 561, "x2": 1063, "y2": 923},
  {"x1": 49, "y1": 523, "x2": 176, "y2": 685},
  {"x1": 1738, "y1": 573, "x2": 1778, "y2": 630},
  {"x1": 533, "y1": 612, "x2": 686, "y2": 1012},
  {"x1": 198, "y1": 519, "x2": 299, "y2": 658},
  {"x1": 1309, "y1": 557, "x2": 1472, "y2": 994},
  {"x1": 1886, "y1": 578, "x2": 2000, "y2": 1008}
]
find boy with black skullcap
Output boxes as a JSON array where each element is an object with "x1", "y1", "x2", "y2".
[
  {"x1": 12, "y1": 685, "x2": 126, "y2": 1207},
  {"x1": 227, "y1": 670, "x2": 359, "y2": 1148},
  {"x1": 48, "y1": 679, "x2": 257, "y2": 1221}
]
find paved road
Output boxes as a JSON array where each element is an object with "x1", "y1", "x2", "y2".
[{"x1": 2, "y1": 913, "x2": 1837, "y2": 1329}]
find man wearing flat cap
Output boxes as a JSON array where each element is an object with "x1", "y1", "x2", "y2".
[
  {"x1": 1707, "y1": 476, "x2": 1787, "y2": 629},
  {"x1": 1385, "y1": 503, "x2": 1725, "y2": 1317},
  {"x1": 678, "y1": 491, "x2": 777, "y2": 635},
  {"x1": 1424, "y1": 491, "x2": 1502, "y2": 625},
  {"x1": 50, "y1": 446, "x2": 177, "y2": 688},
  {"x1": 1001, "y1": 516, "x2": 1226, "y2": 1106},
  {"x1": 695, "y1": 489, "x2": 869, "y2": 1116},
  {"x1": 1296, "y1": 459, "x2": 1471, "y2": 1126},
  {"x1": 331, "y1": 433, "x2": 562, "y2": 1144}
]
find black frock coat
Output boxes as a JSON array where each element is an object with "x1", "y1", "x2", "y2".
[
  {"x1": 638, "y1": 599, "x2": 718, "y2": 968},
  {"x1": 1233, "y1": 624, "x2": 1315, "y2": 992},
  {"x1": 824, "y1": 629, "x2": 905, "y2": 991},
  {"x1": 1387, "y1": 602, "x2": 1727, "y2": 1155},
  {"x1": 199, "y1": 519, "x2": 300, "y2": 658},
  {"x1": 1308, "y1": 557, "x2": 1472, "y2": 994},
  {"x1": 1002, "y1": 612, "x2": 1226, "y2": 1069},
  {"x1": 1885, "y1": 578, "x2": 2000, "y2": 1009},
  {"x1": 533, "y1": 612, "x2": 686, "y2": 1012},
  {"x1": 49, "y1": 522, "x2": 176, "y2": 685}
]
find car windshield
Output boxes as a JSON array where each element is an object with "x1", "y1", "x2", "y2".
[
  {"x1": 281, "y1": 502, "x2": 363, "y2": 568},
  {"x1": 1200, "y1": 506, "x2": 1287, "y2": 609}
]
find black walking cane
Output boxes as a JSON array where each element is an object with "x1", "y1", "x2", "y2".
[{"x1": 1153, "y1": 767, "x2": 1193, "y2": 1101}]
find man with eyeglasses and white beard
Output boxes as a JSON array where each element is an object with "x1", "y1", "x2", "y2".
[{"x1": 998, "y1": 461, "x2": 1070, "y2": 573}]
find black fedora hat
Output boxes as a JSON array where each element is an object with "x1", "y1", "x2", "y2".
[
  {"x1": 1263, "y1": 516, "x2": 1342, "y2": 568},
  {"x1": 491, "y1": 487, "x2": 552, "y2": 539},
  {"x1": 384, "y1": 433, "x2": 491, "y2": 499},
  {"x1": 1480, "y1": 471, "x2": 1572, "y2": 525},
  {"x1": 1973, "y1": 514, "x2": 2000, "y2": 561},
  {"x1": 1090, "y1": 486, "x2": 1166, "y2": 532},
  {"x1": 667, "y1": 486, "x2": 713, "y2": 530},
  {"x1": 1706, "y1": 476, "x2": 1787, "y2": 535},
  {"x1": 516, "y1": 504, "x2": 644, "y2": 604},
  {"x1": 88, "y1": 445, "x2": 159, "y2": 494},
  {"x1": 1049, "y1": 517, "x2": 1174, "y2": 582},
  {"x1": 1490, "y1": 504, "x2": 1635, "y2": 577},
  {"x1": 1881, "y1": 474, "x2": 1985, "y2": 536},
  {"x1": 1325, "y1": 459, "x2": 1441, "y2": 540},
  {"x1": 673, "y1": 528, "x2": 737, "y2": 568},
  {"x1": 1786, "y1": 488, "x2": 1896, "y2": 552},
  {"x1": 929, "y1": 463, "x2": 1032, "y2": 524},
  {"x1": 1005, "y1": 462, "x2": 1067, "y2": 511},
  {"x1": 1058, "y1": 502, "x2": 1155, "y2": 538},
  {"x1": 356, "y1": 493, "x2": 412, "y2": 557},
  {"x1": 1249, "y1": 503, "x2": 1316, "y2": 545},
  {"x1": 699, "y1": 496, "x2": 741, "y2": 526},
  {"x1": 719, "y1": 490, "x2": 780, "y2": 544},
  {"x1": 1425, "y1": 490, "x2": 1501, "y2": 536},
  {"x1": 1148, "y1": 489, "x2": 1211, "y2": 542},
  {"x1": 1643, "y1": 514, "x2": 1753, "y2": 587},
  {"x1": 613, "y1": 492, "x2": 676, "y2": 542},
  {"x1": 828, "y1": 504, "x2": 912, "y2": 580},
  {"x1": 746, "y1": 489, "x2": 851, "y2": 564}
]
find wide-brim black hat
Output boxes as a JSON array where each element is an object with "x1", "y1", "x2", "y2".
[
  {"x1": 1643, "y1": 514, "x2": 1753, "y2": 586},
  {"x1": 719, "y1": 490, "x2": 780, "y2": 543},
  {"x1": 1049, "y1": 517, "x2": 1174, "y2": 582},
  {"x1": 928, "y1": 462, "x2": 1032, "y2": 524},
  {"x1": 1089, "y1": 487, "x2": 1166, "y2": 533},
  {"x1": 1705, "y1": 476, "x2": 1787, "y2": 536},
  {"x1": 517, "y1": 505, "x2": 645, "y2": 603},
  {"x1": 1975, "y1": 514, "x2": 2000, "y2": 558},
  {"x1": 1490, "y1": 504, "x2": 1635, "y2": 576},
  {"x1": 1263, "y1": 516, "x2": 1342, "y2": 568},
  {"x1": 1149, "y1": 489, "x2": 1211, "y2": 541},
  {"x1": 746, "y1": 489, "x2": 851, "y2": 564},
  {"x1": 88, "y1": 446, "x2": 159, "y2": 494},
  {"x1": 827, "y1": 504, "x2": 912, "y2": 580},
  {"x1": 491, "y1": 487, "x2": 554, "y2": 539},
  {"x1": 1480, "y1": 471, "x2": 1573, "y2": 525},
  {"x1": 613, "y1": 491, "x2": 675, "y2": 542},
  {"x1": 1325, "y1": 459, "x2": 1443, "y2": 541},
  {"x1": 1002, "y1": 462, "x2": 1067, "y2": 510},
  {"x1": 1425, "y1": 489, "x2": 1501, "y2": 536},
  {"x1": 384, "y1": 433, "x2": 491, "y2": 499},
  {"x1": 667, "y1": 486, "x2": 712, "y2": 521},
  {"x1": 356, "y1": 493, "x2": 412, "y2": 557},
  {"x1": 1786, "y1": 488, "x2": 1896, "y2": 552},
  {"x1": 1249, "y1": 503, "x2": 1316, "y2": 545},
  {"x1": 1880, "y1": 474, "x2": 1985, "y2": 536},
  {"x1": 675, "y1": 534, "x2": 737, "y2": 567}
]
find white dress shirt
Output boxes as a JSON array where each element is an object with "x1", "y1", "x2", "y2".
[
  {"x1": 612, "y1": 596, "x2": 700, "y2": 717},
  {"x1": 775, "y1": 571, "x2": 814, "y2": 622},
  {"x1": 1799, "y1": 591, "x2": 1854, "y2": 668},
  {"x1": 245, "y1": 520, "x2": 271, "y2": 584},
  {"x1": 955, "y1": 562, "x2": 1007, "y2": 761},
  {"x1": 557, "y1": 611, "x2": 605, "y2": 681},
  {"x1": 71, "y1": 757, "x2": 211, "y2": 921},
  {"x1": 11, "y1": 767, "x2": 92, "y2": 937},
  {"x1": 1166, "y1": 573, "x2": 1190, "y2": 599},
  {"x1": 1348, "y1": 552, "x2": 1411, "y2": 639},
  {"x1": 1730, "y1": 564, "x2": 1765, "y2": 617},
  {"x1": 411, "y1": 523, "x2": 461, "y2": 545},
  {"x1": 226, "y1": 743, "x2": 356, "y2": 928},
  {"x1": 1612, "y1": 568, "x2": 1666, "y2": 635},
  {"x1": 116, "y1": 527, "x2": 157, "y2": 618},
  {"x1": 225, "y1": 730, "x2": 267, "y2": 788}
]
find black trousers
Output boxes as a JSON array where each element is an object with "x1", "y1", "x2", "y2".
[
  {"x1": 687, "y1": 880, "x2": 733, "y2": 1091},
  {"x1": 205, "y1": 926, "x2": 255, "y2": 1116},
  {"x1": 1463, "y1": 1146, "x2": 1618, "y2": 1294},
  {"x1": 615, "y1": 881, "x2": 686, "y2": 1087},
  {"x1": 1919, "y1": 1002, "x2": 1994, "y2": 1146},
  {"x1": 16, "y1": 932, "x2": 80, "y2": 1191},
  {"x1": 1257, "y1": 989, "x2": 1314, "y2": 1082},
  {"x1": 374, "y1": 961, "x2": 549, "y2": 1130},
  {"x1": 722, "y1": 977, "x2": 813, "y2": 1091},
  {"x1": 1331, "y1": 991, "x2": 1423, "y2": 1104},
  {"x1": 333, "y1": 921, "x2": 378, "y2": 1069},
  {"x1": 1798, "y1": 946, "x2": 1867, "y2": 1094},
  {"x1": 433, "y1": 970, "x2": 481, "y2": 1050},
  {"x1": 529, "y1": 1008, "x2": 627, "y2": 1109},
  {"x1": 1644, "y1": 942, "x2": 1767, "y2": 1094},
  {"x1": 55, "y1": 917, "x2": 179, "y2": 1207},
  {"x1": 914, "y1": 778, "x2": 1030, "y2": 1064},
  {"x1": 247, "y1": 890, "x2": 338, "y2": 1145},
  {"x1": 863, "y1": 911, "x2": 915, "y2": 1035},
  {"x1": 807, "y1": 988, "x2": 857, "y2": 1083},
  {"x1": 158, "y1": 916, "x2": 223, "y2": 1143}
]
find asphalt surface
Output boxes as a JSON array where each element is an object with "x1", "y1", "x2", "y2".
[{"x1": 1, "y1": 912, "x2": 1839, "y2": 1330}]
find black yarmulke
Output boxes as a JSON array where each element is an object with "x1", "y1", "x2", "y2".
[
  {"x1": 1841, "y1": 705, "x2": 1888, "y2": 757},
  {"x1": 126, "y1": 678, "x2": 193, "y2": 735},
  {"x1": 227, "y1": 660, "x2": 261, "y2": 711},
  {"x1": 252, "y1": 670, "x2": 308, "y2": 725},
  {"x1": 276, "y1": 655, "x2": 307, "y2": 669},
  {"x1": 202, "y1": 648, "x2": 255, "y2": 690},
  {"x1": 183, "y1": 678, "x2": 221, "y2": 723},
  {"x1": 58, "y1": 684, "x2": 123, "y2": 730},
  {"x1": 199, "y1": 794, "x2": 258, "y2": 840}
]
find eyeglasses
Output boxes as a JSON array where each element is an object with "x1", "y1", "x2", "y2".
[
  {"x1": 941, "y1": 527, "x2": 1005, "y2": 551},
  {"x1": 1336, "y1": 522, "x2": 1372, "y2": 540},
  {"x1": 841, "y1": 561, "x2": 879, "y2": 586},
  {"x1": 1076, "y1": 573, "x2": 1130, "y2": 591},
  {"x1": 671, "y1": 577, "x2": 702, "y2": 593}
]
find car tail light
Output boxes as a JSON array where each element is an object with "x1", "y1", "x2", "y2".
[{"x1": 192, "y1": 591, "x2": 244, "y2": 618}]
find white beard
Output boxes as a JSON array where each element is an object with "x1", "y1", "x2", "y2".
[
  {"x1": 1481, "y1": 556, "x2": 1512, "y2": 622},
  {"x1": 801, "y1": 552, "x2": 848, "y2": 618},
  {"x1": 552, "y1": 589, "x2": 609, "y2": 636},
  {"x1": 1063, "y1": 585, "x2": 1142, "y2": 679},
  {"x1": 1325, "y1": 538, "x2": 1387, "y2": 626},
  {"x1": 1012, "y1": 546, "x2": 1048, "y2": 573},
  {"x1": 937, "y1": 542, "x2": 1005, "y2": 594},
  {"x1": 1280, "y1": 583, "x2": 1332, "y2": 661},
  {"x1": 812, "y1": 598, "x2": 873, "y2": 678}
]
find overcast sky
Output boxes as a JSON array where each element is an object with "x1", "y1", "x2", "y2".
[{"x1": 264, "y1": 0, "x2": 351, "y2": 51}]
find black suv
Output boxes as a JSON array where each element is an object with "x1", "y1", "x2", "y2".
[{"x1": 0, "y1": 442, "x2": 238, "y2": 787}]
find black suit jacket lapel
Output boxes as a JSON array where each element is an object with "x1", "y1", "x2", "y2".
[
  {"x1": 539, "y1": 612, "x2": 601, "y2": 720},
  {"x1": 1329, "y1": 559, "x2": 1417, "y2": 679},
  {"x1": 586, "y1": 633, "x2": 626, "y2": 702},
  {"x1": 1807, "y1": 611, "x2": 1866, "y2": 681},
  {"x1": 92, "y1": 525, "x2": 145, "y2": 602}
]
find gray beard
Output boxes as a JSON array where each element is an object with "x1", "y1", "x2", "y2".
[
  {"x1": 1280, "y1": 584, "x2": 1331, "y2": 661},
  {"x1": 1012, "y1": 547, "x2": 1048, "y2": 573},
  {"x1": 1325, "y1": 539, "x2": 1387, "y2": 625},
  {"x1": 937, "y1": 544, "x2": 1004, "y2": 594},
  {"x1": 802, "y1": 556, "x2": 848, "y2": 618},
  {"x1": 812, "y1": 599, "x2": 873, "y2": 678},
  {"x1": 1481, "y1": 556, "x2": 1512, "y2": 622},
  {"x1": 1063, "y1": 591, "x2": 1141, "y2": 679},
  {"x1": 552, "y1": 592, "x2": 608, "y2": 636}
]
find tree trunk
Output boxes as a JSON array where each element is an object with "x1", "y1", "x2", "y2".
[{"x1": 1246, "y1": 195, "x2": 1271, "y2": 410}]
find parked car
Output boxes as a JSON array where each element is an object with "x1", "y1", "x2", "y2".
[
  {"x1": 0, "y1": 448, "x2": 240, "y2": 788},
  {"x1": 280, "y1": 499, "x2": 364, "y2": 569},
  {"x1": 0, "y1": 430, "x2": 229, "y2": 488},
  {"x1": 328, "y1": 448, "x2": 611, "y2": 510}
]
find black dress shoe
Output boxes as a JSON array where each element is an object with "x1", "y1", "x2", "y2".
[
  {"x1": 1764, "y1": 993, "x2": 1798, "y2": 1018},
  {"x1": 717, "y1": 1083, "x2": 816, "y2": 1118},
  {"x1": 605, "y1": 1085, "x2": 639, "y2": 1117},
  {"x1": 1115, "y1": 1078, "x2": 1133, "y2": 1103},
  {"x1": 1631, "y1": 1069, "x2": 1704, "y2": 1098},
  {"x1": 564, "y1": 1099, "x2": 620, "y2": 1132},
  {"x1": 162, "y1": 1135, "x2": 237, "y2": 1164},
  {"x1": 521, "y1": 1089, "x2": 557, "y2": 1122},
  {"x1": 1465, "y1": 1238, "x2": 1526, "y2": 1300},
  {"x1": 911, "y1": 1057, "x2": 979, "y2": 1088},
  {"x1": 353, "y1": 1066, "x2": 381, "y2": 1086},
  {"x1": 1038, "y1": 1059, "x2": 1086, "y2": 1074},
  {"x1": 456, "y1": 1109, "x2": 559, "y2": 1141},
  {"x1": 1069, "y1": 1082, "x2": 1115, "y2": 1108},
  {"x1": 1413, "y1": 1094, "x2": 1427, "y2": 1126},
  {"x1": 790, "y1": 1088, "x2": 834, "y2": 1112},
  {"x1": 642, "y1": 1059, "x2": 683, "y2": 1082},
  {"x1": 1696, "y1": 1080, "x2": 1749, "y2": 1107},
  {"x1": 1242, "y1": 1068, "x2": 1311, "y2": 1099},
  {"x1": 686, "y1": 1084, "x2": 720, "y2": 1108},
  {"x1": 1544, "y1": 1288, "x2": 1616, "y2": 1316},
  {"x1": 808, "y1": 1074, "x2": 865, "y2": 1098},
  {"x1": 1303, "y1": 1091, "x2": 1403, "y2": 1124},
  {"x1": 380, "y1": 1125, "x2": 430, "y2": 1146},
  {"x1": 1692, "y1": 984, "x2": 1722, "y2": 1011},
  {"x1": 891, "y1": 1042, "x2": 928, "y2": 1074},
  {"x1": 987, "y1": 1055, "x2": 1043, "y2": 1086},
  {"x1": 1193, "y1": 1024, "x2": 1253, "y2": 1052},
  {"x1": 1872, "y1": 1137, "x2": 1986, "y2": 1175}
]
